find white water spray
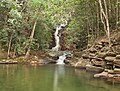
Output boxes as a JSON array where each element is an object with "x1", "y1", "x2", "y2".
[
  {"x1": 52, "y1": 26, "x2": 62, "y2": 51},
  {"x1": 56, "y1": 53, "x2": 67, "y2": 65},
  {"x1": 52, "y1": 21, "x2": 67, "y2": 51},
  {"x1": 51, "y1": 20, "x2": 68, "y2": 64}
]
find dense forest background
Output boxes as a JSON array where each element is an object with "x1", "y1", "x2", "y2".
[{"x1": 0, "y1": 0, "x2": 120, "y2": 59}]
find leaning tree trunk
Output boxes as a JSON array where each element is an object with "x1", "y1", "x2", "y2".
[{"x1": 25, "y1": 19, "x2": 37, "y2": 58}]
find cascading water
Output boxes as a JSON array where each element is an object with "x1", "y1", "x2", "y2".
[
  {"x1": 56, "y1": 53, "x2": 67, "y2": 65},
  {"x1": 52, "y1": 23, "x2": 67, "y2": 51},
  {"x1": 52, "y1": 25, "x2": 61, "y2": 51},
  {"x1": 52, "y1": 21, "x2": 68, "y2": 64}
]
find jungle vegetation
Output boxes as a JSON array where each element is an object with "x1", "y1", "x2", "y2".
[{"x1": 0, "y1": 0, "x2": 119, "y2": 59}]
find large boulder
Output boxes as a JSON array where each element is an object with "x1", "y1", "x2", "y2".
[
  {"x1": 95, "y1": 44, "x2": 103, "y2": 50},
  {"x1": 74, "y1": 58, "x2": 91, "y2": 69},
  {"x1": 105, "y1": 56, "x2": 116, "y2": 62},
  {"x1": 89, "y1": 53, "x2": 96, "y2": 59},
  {"x1": 101, "y1": 47, "x2": 109, "y2": 52},
  {"x1": 116, "y1": 55, "x2": 120, "y2": 59},
  {"x1": 94, "y1": 71, "x2": 114, "y2": 78},
  {"x1": 101, "y1": 39, "x2": 109, "y2": 43},
  {"x1": 74, "y1": 52, "x2": 82, "y2": 57},
  {"x1": 113, "y1": 45, "x2": 120, "y2": 53},
  {"x1": 86, "y1": 65, "x2": 104, "y2": 72},
  {"x1": 91, "y1": 59, "x2": 105, "y2": 67},
  {"x1": 38, "y1": 58, "x2": 55, "y2": 64},
  {"x1": 48, "y1": 51, "x2": 72, "y2": 60},
  {"x1": 82, "y1": 54, "x2": 89, "y2": 59},
  {"x1": 106, "y1": 52, "x2": 116, "y2": 57},
  {"x1": 89, "y1": 48, "x2": 97, "y2": 53},
  {"x1": 48, "y1": 51, "x2": 61, "y2": 58},
  {"x1": 114, "y1": 59, "x2": 120, "y2": 66},
  {"x1": 114, "y1": 68, "x2": 120, "y2": 74},
  {"x1": 96, "y1": 52, "x2": 106, "y2": 59}
]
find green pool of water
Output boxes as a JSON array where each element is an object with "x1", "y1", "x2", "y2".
[{"x1": 0, "y1": 64, "x2": 119, "y2": 91}]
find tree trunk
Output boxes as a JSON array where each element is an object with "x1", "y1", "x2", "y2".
[
  {"x1": 7, "y1": 32, "x2": 13, "y2": 59},
  {"x1": 98, "y1": 0, "x2": 111, "y2": 48},
  {"x1": 116, "y1": 0, "x2": 119, "y2": 30},
  {"x1": 108, "y1": 0, "x2": 111, "y2": 19},
  {"x1": 103, "y1": 0, "x2": 111, "y2": 48},
  {"x1": 98, "y1": 0, "x2": 107, "y2": 34},
  {"x1": 96, "y1": 1, "x2": 100, "y2": 37},
  {"x1": 25, "y1": 19, "x2": 37, "y2": 58}
]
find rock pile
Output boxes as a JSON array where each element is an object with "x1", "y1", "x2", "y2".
[{"x1": 74, "y1": 31, "x2": 120, "y2": 83}]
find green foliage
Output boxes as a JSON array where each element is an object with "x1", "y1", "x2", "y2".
[
  {"x1": 35, "y1": 22, "x2": 52, "y2": 50},
  {"x1": 0, "y1": 29, "x2": 8, "y2": 49},
  {"x1": 0, "y1": 0, "x2": 119, "y2": 57},
  {"x1": 0, "y1": 0, "x2": 23, "y2": 54}
]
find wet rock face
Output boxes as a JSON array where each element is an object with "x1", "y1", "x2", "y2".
[{"x1": 47, "y1": 50, "x2": 73, "y2": 64}]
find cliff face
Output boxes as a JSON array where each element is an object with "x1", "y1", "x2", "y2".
[{"x1": 74, "y1": 31, "x2": 120, "y2": 83}]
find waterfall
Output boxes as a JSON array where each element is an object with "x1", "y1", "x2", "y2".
[
  {"x1": 52, "y1": 26, "x2": 61, "y2": 51},
  {"x1": 51, "y1": 20, "x2": 68, "y2": 64},
  {"x1": 56, "y1": 53, "x2": 67, "y2": 65},
  {"x1": 52, "y1": 23, "x2": 67, "y2": 51}
]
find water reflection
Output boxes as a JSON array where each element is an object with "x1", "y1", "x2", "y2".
[
  {"x1": 53, "y1": 65, "x2": 65, "y2": 91},
  {"x1": 0, "y1": 65, "x2": 120, "y2": 91},
  {"x1": 74, "y1": 69, "x2": 120, "y2": 91}
]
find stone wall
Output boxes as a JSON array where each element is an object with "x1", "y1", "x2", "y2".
[{"x1": 74, "y1": 31, "x2": 120, "y2": 83}]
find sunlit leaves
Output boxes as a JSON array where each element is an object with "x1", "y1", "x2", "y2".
[{"x1": 9, "y1": 9, "x2": 22, "y2": 19}]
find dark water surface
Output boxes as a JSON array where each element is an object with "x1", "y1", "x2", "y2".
[{"x1": 0, "y1": 64, "x2": 120, "y2": 91}]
